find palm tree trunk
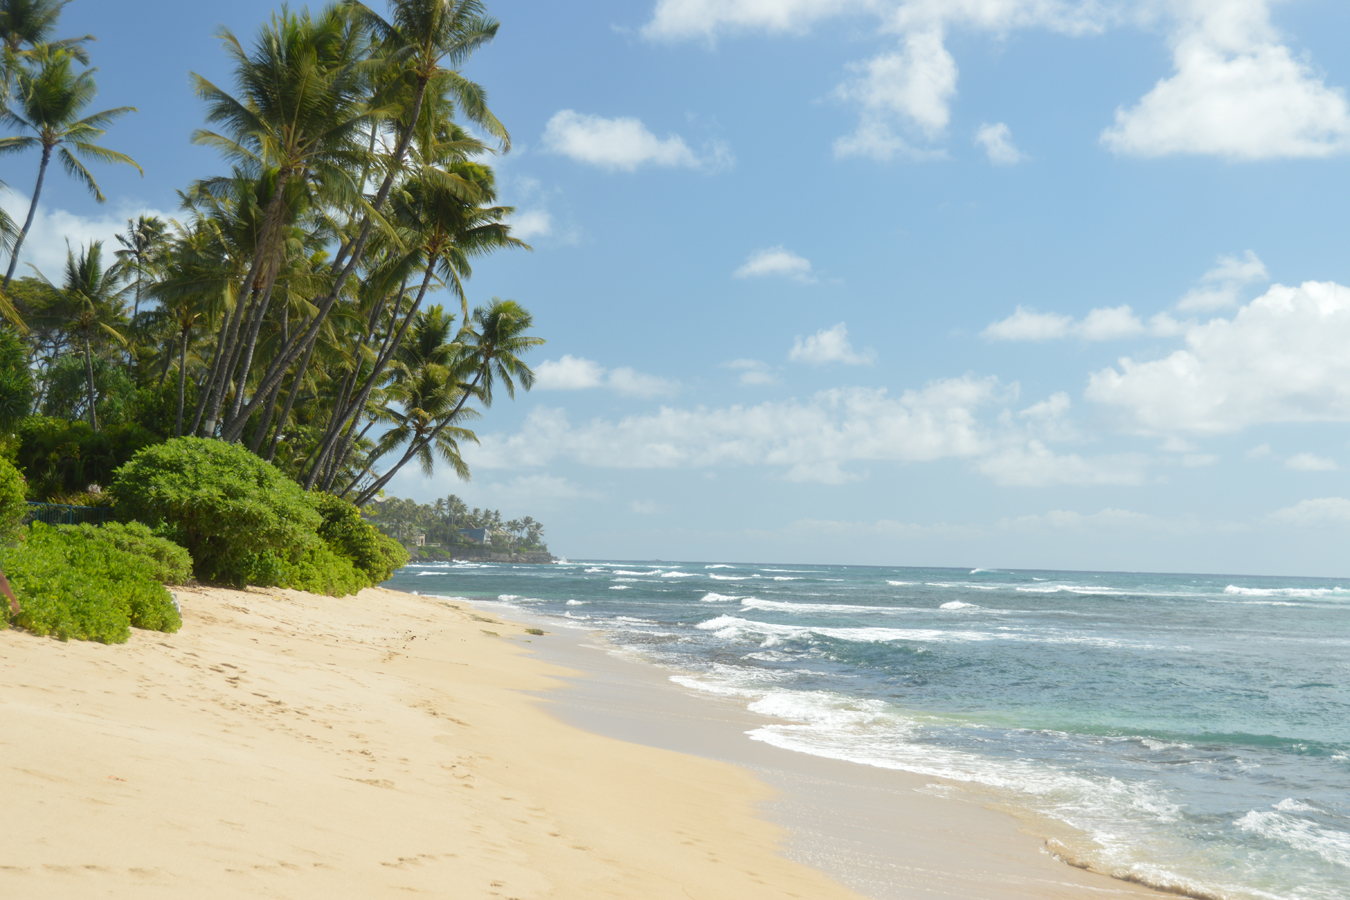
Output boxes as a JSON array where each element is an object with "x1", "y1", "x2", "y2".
[
  {"x1": 174, "y1": 327, "x2": 190, "y2": 437},
  {"x1": 264, "y1": 334, "x2": 317, "y2": 463},
  {"x1": 3, "y1": 144, "x2": 53, "y2": 289},
  {"x1": 82, "y1": 333, "x2": 98, "y2": 432}
]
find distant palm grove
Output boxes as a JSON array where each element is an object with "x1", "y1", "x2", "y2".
[{"x1": 0, "y1": 0, "x2": 540, "y2": 509}]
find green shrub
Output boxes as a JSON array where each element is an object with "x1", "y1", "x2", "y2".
[
  {"x1": 0, "y1": 328, "x2": 34, "y2": 431},
  {"x1": 15, "y1": 417, "x2": 157, "y2": 499},
  {"x1": 0, "y1": 454, "x2": 27, "y2": 546},
  {"x1": 308, "y1": 491, "x2": 409, "y2": 586},
  {"x1": 0, "y1": 523, "x2": 181, "y2": 643},
  {"x1": 110, "y1": 437, "x2": 323, "y2": 587},
  {"x1": 55, "y1": 521, "x2": 193, "y2": 584}
]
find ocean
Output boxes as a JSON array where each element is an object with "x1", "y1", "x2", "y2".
[{"x1": 384, "y1": 559, "x2": 1350, "y2": 900}]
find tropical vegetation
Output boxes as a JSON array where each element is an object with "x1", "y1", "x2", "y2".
[{"x1": 0, "y1": 0, "x2": 544, "y2": 641}]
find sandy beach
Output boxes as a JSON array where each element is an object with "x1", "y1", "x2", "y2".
[{"x1": 1, "y1": 584, "x2": 1163, "y2": 899}]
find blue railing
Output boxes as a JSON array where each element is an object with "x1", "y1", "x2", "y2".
[{"x1": 24, "y1": 502, "x2": 114, "y2": 526}]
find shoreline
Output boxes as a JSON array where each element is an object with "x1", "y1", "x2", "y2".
[
  {"x1": 3, "y1": 582, "x2": 1169, "y2": 899},
  {"x1": 466, "y1": 595, "x2": 1172, "y2": 900},
  {"x1": 0, "y1": 584, "x2": 867, "y2": 899}
]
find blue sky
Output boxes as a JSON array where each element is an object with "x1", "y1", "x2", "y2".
[{"x1": 8, "y1": 0, "x2": 1350, "y2": 574}]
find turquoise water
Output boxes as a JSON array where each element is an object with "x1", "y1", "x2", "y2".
[{"x1": 385, "y1": 560, "x2": 1350, "y2": 900}]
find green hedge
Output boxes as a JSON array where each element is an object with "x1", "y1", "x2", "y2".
[
  {"x1": 0, "y1": 454, "x2": 27, "y2": 546},
  {"x1": 0, "y1": 523, "x2": 182, "y2": 643},
  {"x1": 309, "y1": 491, "x2": 409, "y2": 585}
]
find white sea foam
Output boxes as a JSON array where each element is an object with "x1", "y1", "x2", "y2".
[
  {"x1": 661, "y1": 571, "x2": 698, "y2": 578},
  {"x1": 566, "y1": 599, "x2": 589, "y2": 605},
  {"x1": 710, "y1": 573, "x2": 759, "y2": 581},
  {"x1": 1224, "y1": 585, "x2": 1348, "y2": 598},
  {"x1": 613, "y1": 569, "x2": 659, "y2": 576},
  {"x1": 928, "y1": 582, "x2": 998, "y2": 590},
  {"x1": 706, "y1": 564, "x2": 737, "y2": 569},
  {"x1": 585, "y1": 567, "x2": 606, "y2": 573},
  {"x1": 887, "y1": 580, "x2": 916, "y2": 586},
  {"x1": 612, "y1": 577, "x2": 640, "y2": 582},
  {"x1": 740, "y1": 598, "x2": 907, "y2": 614},
  {"x1": 1274, "y1": 798, "x2": 1319, "y2": 814},
  {"x1": 772, "y1": 576, "x2": 800, "y2": 581},
  {"x1": 608, "y1": 586, "x2": 630, "y2": 591},
  {"x1": 940, "y1": 601, "x2": 978, "y2": 610},
  {"x1": 700, "y1": 592, "x2": 742, "y2": 602},
  {"x1": 1236, "y1": 809, "x2": 1350, "y2": 868}
]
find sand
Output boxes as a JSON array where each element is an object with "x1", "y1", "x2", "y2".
[{"x1": 0, "y1": 584, "x2": 1165, "y2": 900}]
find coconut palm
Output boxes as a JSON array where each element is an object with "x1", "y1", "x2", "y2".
[
  {"x1": 112, "y1": 214, "x2": 168, "y2": 324},
  {"x1": 351, "y1": 297, "x2": 540, "y2": 506},
  {"x1": 42, "y1": 241, "x2": 127, "y2": 430},
  {"x1": 0, "y1": 45, "x2": 141, "y2": 288},
  {"x1": 188, "y1": 4, "x2": 385, "y2": 435}
]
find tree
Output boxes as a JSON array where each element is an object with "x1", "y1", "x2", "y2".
[
  {"x1": 45, "y1": 241, "x2": 127, "y2": 430},
  {"x1": 0, "y1": 44, "x2": 141, "y2": 288},
  {"x1": 112, "y1": 214, "x2": 168, "y2": 324}
]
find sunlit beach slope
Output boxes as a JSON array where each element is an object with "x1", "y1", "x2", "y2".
[{"x1": 0, "y1": 585, "x2": 865, "y2": 900}]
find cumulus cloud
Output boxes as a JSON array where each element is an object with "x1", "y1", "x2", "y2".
[
  {"x1": 542, "y1": 110, "x2": 731, "y2": 172},
  {"x1": 724, "y1": 358, "x2": 777, "y2": 386},
  {"x1": 646, "y1": 1, "x2": 1348, "y2": 162},
  {"x1": 0, "y1": 188, "x2": 173, "y2": 280},
  {"x1": 1086, "y1": 281, "x2": 1350, "y2": 433},
  {"x1": 1101, "y1": 2, "x2": 1350, "y2": 159},
  {"x1": 788, "y1": 323, "x2": 876, "y2": 365},
  {"x1": 982, "y1": 304, "x2": 1182, "y2": 342},
  {"x1": 833, "y1": 28, "x2": 957, "y2": 161},
  {"x1": 733, "y1": 246, "x2": 815, "y2": 282},
  {"x1": 1176, "y1": 250, "x2": 1270, "y2": 312},
  {"x1": 467, "y1": 377, "x2": 1007, "y2": 484},
  {"x1": 1269, "y1": 497, "x2": 1350, "y2": 526},
  {"x1": 996, "y1": 507, "x2": 1156, "y2": 531},
  {"x1": 1285, "y1": 452, "x2": 1339, "y2": 472},
  {"x1": 510, "y1": 209, "x2": 553, "y2": 240},
  {"x1": 974, "y1": 122, "x2": 1025, "y2": 164},
  {"x1": 534, "y1": 355, "x2": 680, "y2": 399}
]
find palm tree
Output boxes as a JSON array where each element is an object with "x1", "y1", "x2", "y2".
[
  {"x1": 43, "y1": 241, "x2": 126, "y2": 430},
  {"x1": 189, "y1": 6, "x2": 383, "y2": 435},
  {"x1": 351, "y1": 297, "x2": 540, "y2": 506},
  {"x1": 112, "y1": 214, "x2": 167, "y2": 324},
  {"x1": 0, "y1": 45, "x2": 141, "y2": 288}
]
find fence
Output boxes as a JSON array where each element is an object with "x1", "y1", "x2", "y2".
[{"x1": 24, "y1": 502, "x2": 115, "y2": 526}]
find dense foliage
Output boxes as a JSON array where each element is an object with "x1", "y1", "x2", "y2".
[
  {"x1": 310, "y1": 490, "x2": 409, "y2": 583},
  {"x1": 0, "y1": 454, "x2": 27, "y2": 545},
  {"x1": 56, "y1": 521, "x2": 194, "y2": 584},
  {"x1": 0, "y1": 523, "x2": 182, "y2": 643},
  {"x1": 0, "y1": 0, "x2": 542, "y2": 508},
  {"x1": 365, "y1": 492, "x2": 547, "y2": 552},
  {"x1": 109, "y1": 437, "x2": 324, "y2": 586}
]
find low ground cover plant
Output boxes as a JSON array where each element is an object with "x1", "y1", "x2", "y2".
[{"x1": 0, "y1": 523, "x2": 182, "y2": 643}]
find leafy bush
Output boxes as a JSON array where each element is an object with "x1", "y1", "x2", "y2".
[
  {"x1": 0, "y1": 523, "x2": 182, "y2": 643},
  {"x1": 0, "y1": 454, "x2": 27, "y2": 546},
  {"x1": 0, "y1": 328, "x2": 34, "y2": 431},
  {"x1": 40, "y1": 354, "x2": 139, "y2": 427},
  {"x1": 56, "y1": 521, "x2": 193, "y2": 584},
  {"x1": 308, "y1": 491, "x2": 409, "y2": 585},
  {"x1": 15, "y1": 416, "x2": 157, "y2": 499},
  {"x1": 110, "y1": 437, "x2": 323, "y2": 587}
]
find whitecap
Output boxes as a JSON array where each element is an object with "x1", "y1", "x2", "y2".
[
  {"x1": 661, "y1": 571, "x2": 699, "y2": 578},
  {"x1": 940, "y1": 601, "x2": 977, "y2": 610},
  {"x1": 887, "y1": 580, "x2": 916, "y2": 586},
  {"x1": 566, "y1": 599, "x2": 589, "y2": 605},
  {"x1": 1224, "y1": 585, "x2": 1347, "y2": 598},
  {"x1": 700, "y1": 592, "x2": 742, "y2": 602},
  {"x1": 608, "y1": 586, "x2": 630, "y2": 591},
  {"x1": 706, "y1": 564, "x2": 737, "y2": 569}
]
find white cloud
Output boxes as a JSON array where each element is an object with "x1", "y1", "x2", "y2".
[
  {"x1": 468, "y1": 377, "x2": 1006, "y2": 484},
  {"x1": 833, "y1": 28, "x2": 957, "y2": 161},
  {"x1": 1176, "y1": 250, "x2": 1269, "y2": 312},
  {"x1": 0, "y1": 188, "x2": 174, "y2": 280},
  {"x1": 974, "y1": 122, "x2": 1025, "y2": 164},
  {"x1": 1102, "y1": 2, "x2": 1350, "y2": 159},
  {"x1": 981, "y1": 306, "x2": 1072, "y2": 341},
  {"x1": 630, "y1": 499, "x2": 659, "y2": 514},
  {"x1": 1246, "y1": 443, "x2": 1273, "y2": 460},
  {"x1": 1086, "y1": 281, "x2": 1350, "y2": 433},
  {"x1": 982, "y1": 304, "x2": 1181, "y2": 342},
  {"x1": 1269, "y1": 497, "x2": 1350, "y2": 526},
  {"x1": 510, "y1": 209, "x2": 553, "y2": 240},
  {"x1": 733, "y1": 246, "x2": 815, "y2": 282},
  {"x1": 542, "y1": 110, "x2": 732, "y2": 172},
  {"x1": 724, "y1": 358, "x2": 777, "y2": 386},
  {"x1": 534, "y1": 355, "x2": 680, "y2": 398},
  {"x1": 789, "y1": 322, "x2": 876, "y2": 365},
  {"x1": 1285, "y1": 452, "x2": 1339, "y2": 472},
  {"x1": 975, "y1": 441, "x2": 1151, "y2": 487},
  {"x1": 642, "y1": 0, "x2": 872, "y2": 40}
]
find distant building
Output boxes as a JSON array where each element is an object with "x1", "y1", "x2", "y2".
[
  {"x1": 459, "y1": 527, "x2": 489, "y2": 544},
  {"x1": 414, "y1": 532, "x2": 426, "y2": 546}
]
